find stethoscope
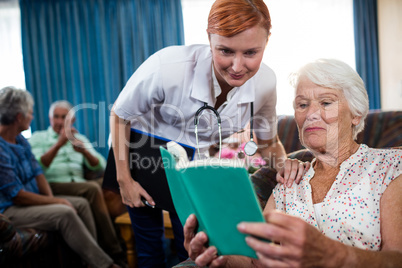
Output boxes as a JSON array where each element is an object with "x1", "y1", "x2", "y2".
[{"x1": 194, "y1": 102, "x2": 258, "y2": 159}]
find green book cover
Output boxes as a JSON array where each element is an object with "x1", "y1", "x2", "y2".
[{"x1": 160, "y1": 142, "x2": 266, "y2": 258}]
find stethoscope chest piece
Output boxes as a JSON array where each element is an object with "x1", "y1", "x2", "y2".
[
  {"x1": 243, "y1": 101, "x2": 257, "y2": 156},
  {"x1": 243, "y1": 139, "x2": 258, "y2": 156}
]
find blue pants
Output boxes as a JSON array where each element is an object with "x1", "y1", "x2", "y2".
[{"x1": 127, "y1": 206, "x2": 188, "y2": 268}]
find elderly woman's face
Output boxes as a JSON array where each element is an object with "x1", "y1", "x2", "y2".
[
  {"x1": 21, "y1": 108, "x2": 34, "y2": 131},
  {"x1": 209, "y1": 25, "x2": 268, "y2": 91},
  {"x1": 294, "y1": 78, "x2": 357, "y2": 152}
]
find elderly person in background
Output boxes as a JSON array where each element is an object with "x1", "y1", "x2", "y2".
[
  {"x1": 29, "y1": 100, "x2": 126, "y2": 266},
  {"x1": 0, "y1": 87, "x2": 120, "y2": 268},
  {"x1": 184, "y1": 59, "x2": 402, "y2": 267}
]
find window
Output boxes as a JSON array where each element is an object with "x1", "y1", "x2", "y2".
[
  {"x1": 0, "y1": 0, "x2": 31, "y2": 138},
  {"x1": 181, "y1": 0, "x2": 355, "y2": 115},
  {"x1": 0, "y1": 0, "x2": 25, "y2": 90}
]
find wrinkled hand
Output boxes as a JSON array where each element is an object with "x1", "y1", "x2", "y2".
[
  {"x1": 276, "y1": 159, "x2": 310, "y2": 187},
  {"x1": 118, "y1": 177, "x2": 155, "y2": 208},
  {"x1": 184, "y1": 214, "x2": 228, "y2": 267},
  {"x1": 238, "y1": 210, "x2": 330, "y2": 268},
  {"x1": 71, "y1": 138, "x2": 86, "y2": 154},
  {"x1": 57, "y1": 127, "x2": 77, "y2": 147}
]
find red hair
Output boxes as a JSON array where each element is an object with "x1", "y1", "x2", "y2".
[{"x1": 207, "y1": 0, "x2": 271, "y2": 37}]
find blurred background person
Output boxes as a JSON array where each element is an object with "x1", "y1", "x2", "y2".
[
  {"x1": 29, "y1": 100, "x2": 127, "y2": 267},
  {"x1": 0, "y1": 86, "x2": 120, "y2": 268}
]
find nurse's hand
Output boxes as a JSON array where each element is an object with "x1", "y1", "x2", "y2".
[
  {"x1": 118, "y1": 175, "x2": 155, "y2": 208},
  {"x1": 276, "y1": 159, "x2": 310, "y2": 188},
  {"x1": 184, "y1": 214, "x2": 228, "y2": 267}
]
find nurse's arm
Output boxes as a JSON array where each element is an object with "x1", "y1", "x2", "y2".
[{"x1": 110, "y1": 107, "x2": 154, "y2": 208}]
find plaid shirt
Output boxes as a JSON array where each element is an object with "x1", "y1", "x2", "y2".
[{"x1": 0, "y1": 134, "x2": 43, "y2": 213}]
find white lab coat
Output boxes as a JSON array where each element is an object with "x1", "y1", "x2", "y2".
[{"x1": 114, "y1": 44, "x2": 278, "y2": 154}]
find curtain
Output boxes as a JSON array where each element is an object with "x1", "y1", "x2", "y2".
[
  {"x1": 353, "y1": 0, "x2": 381, "y2": 109},
  {"x1": 20, "y1": 0, "x2": 185, "y2": 158}
]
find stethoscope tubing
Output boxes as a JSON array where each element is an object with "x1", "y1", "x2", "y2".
[
  {"x1": 194, "y1": 102, "x2": 255, "y2": 159},
  {"x1": 194, "y1": 103, "x2": 222, "y2": 159}
]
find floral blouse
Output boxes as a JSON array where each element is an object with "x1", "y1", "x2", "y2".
[{"x1": 273, "y1": 144, "x2": 402, "y2": 250}]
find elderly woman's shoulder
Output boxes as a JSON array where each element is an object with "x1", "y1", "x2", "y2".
[
  {"x1": 364, "y1": 145, "x2": 402, "y2": 165},
  {"x1": 367, "y1": 145, "x2": 402, "y2": 154}
]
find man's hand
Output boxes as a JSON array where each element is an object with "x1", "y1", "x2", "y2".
[
  {"x1": 56, "y1": 126, "x2": 77, "y2": 147},
  {"x1": 70, "y1": 135, "x2": 100, "y2": 167},
  {"x1": 39, "y1": 127, "x2": 78, "y2": 168},
  {"x1": 71, "y1": 138, "x2": 86, "y2": 154}
]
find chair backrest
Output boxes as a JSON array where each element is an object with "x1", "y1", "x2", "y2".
[
  {"x1": 277, "y1": 115, "x2": 304, "y2": 153},
  {"x1": 277, "y1": 110, "x2": 402, "y2": 153},
  {"x1": 356, "y1": 110, "x2": 402, "y2": 148}
]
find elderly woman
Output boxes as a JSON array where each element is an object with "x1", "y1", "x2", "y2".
[
  {"x1": 0, "y1": 87, "x2": 120, "y2": 268},
  {"x1": 183, "y1": 59, "x2": 402, "y2": 267}
]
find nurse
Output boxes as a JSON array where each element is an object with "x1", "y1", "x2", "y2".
[{"x1": 110, "y1": 0, "x2": 304, "y2": 266}]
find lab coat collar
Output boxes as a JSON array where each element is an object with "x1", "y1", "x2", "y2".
[
  {"x1": 190, "y1": 48, "x2": 214, "y2": 104},
  {"x1": 238, "y1": 78, "x2": 255, "y2": 104}
]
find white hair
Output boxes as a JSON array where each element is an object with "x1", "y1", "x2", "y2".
[
  {"x1": 0, "y1": 86, "x2": 34, "y2": 125},
  {"x1": 289, "y1": 58, "x2": 369, "y2": 139},
  {"x1": 48, "y1": 100, "x2": 73, "y2": 118}
]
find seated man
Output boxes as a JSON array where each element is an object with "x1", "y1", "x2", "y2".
[
  {"x1": 0, "y1": 86, "x2": 118, "y2": 268},
  {"x1": 29, "y1": 100, "x2": 126, "y2": 265}
]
